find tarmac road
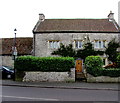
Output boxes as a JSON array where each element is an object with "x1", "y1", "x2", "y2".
[{"x1": 2, "y1": 85, "x2": 119, "y2": 102}]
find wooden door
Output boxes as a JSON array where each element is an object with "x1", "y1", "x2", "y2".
[{"x1": 76, "y1": 60, "x2": 82, "y2": 72}]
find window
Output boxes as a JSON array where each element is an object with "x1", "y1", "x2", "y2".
[
  {"x1": 94, "y1": 40, "x2": 106, "y2": 49},
  {"x1": 49, "y1": 41, "x2": 60, "y2": 49},
  {"x1": 75, "y1": 41, "x2": 83, "y2": 48}
]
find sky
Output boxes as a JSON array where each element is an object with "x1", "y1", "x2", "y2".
[{"x1": 0, "y1": 0, "x2": 120, "y2": 38}]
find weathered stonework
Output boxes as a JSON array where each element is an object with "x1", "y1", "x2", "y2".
[
  {"x1": 1, "y1": 55, "x2": 31, "y2": 67},
  {"x1": 1, "y1": 56, "x2": 14, "y2": 67},
  {"x1": 34, "y1": 33, "x2": 119, "y2": 57},
  {"x1": 34, "y1": 33, "x2": 120, "y2": 65},
  {"x1": 23, "y1": 68, "x2": 75, "y2": 82},
  {"x1": 87, "y1": 73, "x2": 120, "y2": 83}
]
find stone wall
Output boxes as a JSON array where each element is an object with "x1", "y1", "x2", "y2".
[
  {"x1": 87, "y1": 74, "x2": 120, "y2": 83},
  {"x1": 1, "y1": 56, "x2": 14, "y2": 67},
  {"x1": 34, "y1": 33, "x2": 119, "y2": 57},
  {"x1": 23, "y1": 68, "x2": 75, "y2": 82},
  {"x1": 1, "y1": 55, "x2": 31, "y2": 67}
]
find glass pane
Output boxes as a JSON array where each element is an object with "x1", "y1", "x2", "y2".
[
  {"x1": 99, "y1": 41, "x2": 101, "y2": 48},
  {"x1": 103, "y1": 41, "x2": 105, "y2": 48},
  {"x1": 75, "y1": 41, "x2": 78, "y2": 48},
  {"x1": 49, "y1": 41, "x2": 53, "y2": 48},
  {"x1": 79, "y1": 41, "x2": 82, "y2": 48},
  {"x1": 53, "y1": 42, "x2": 56, "y2": 48},
  {"x1": 57, "y1": 41, "x2": 60, "y2": 48},
  {"x1": 94, "y1": 41, "x2": 97, "y2": 48},
  {"x1": 101, "y1": 41, "x2": 103, "y2": 48},
  {"x1": 97, "y1": 41, "x2": 99, "y2": 48}
]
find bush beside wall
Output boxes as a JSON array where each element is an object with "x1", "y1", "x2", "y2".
[
  {"x1": 102, "y1": 68, "x2": 120, "y2": 77},
  {"x1": 85, "y1": 56, "x2": 120, "y2": 77},
  {"x1": 85, "y1": 56, "x2": 103, "y2": 77},
  {"x1": 15, "y1": 56, "x2": 75, "y2": 72},
  {"x1": 117, "y1": 54, "x2": 120, "y2": 67}
]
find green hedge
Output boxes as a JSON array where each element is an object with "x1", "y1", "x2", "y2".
[
  {"x1": 85, "y1": 56, "x2": 120, "y2": 77},
  {"x1": 102, "y1": 68, "x2": 120, "y2": 77},
  {"x1": 85, "y1": 56, "x2": 103, "y2": 77},
  {"x1": 15, "y1": 56, "x2": 75, "y2": 72}
]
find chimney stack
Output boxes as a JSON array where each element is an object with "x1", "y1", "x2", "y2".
[
  {"x1": 39, "y1": 13, "x2": 45, "y2": 21},
  {"x1": 108, "y1": 11, "x2": 114, "y2": 20}
]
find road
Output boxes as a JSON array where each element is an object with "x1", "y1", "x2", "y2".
[{"x1": 2, "y1": 85, "x2": 119, "y2": 102}]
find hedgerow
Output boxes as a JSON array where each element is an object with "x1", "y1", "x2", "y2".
[{"x1": 15, "y1": 56, "x2": 75, "y2": 72}]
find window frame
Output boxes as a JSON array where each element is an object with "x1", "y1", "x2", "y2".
[
  {"x1": 94, "y1": 40, "x2": 106, "y2": 49},
  {"x1": 48, "y1": 40, "x2": 60, "y2": 49},
  {"x1": 74, "y1": 40, "x2": 84, "y2": 49}
]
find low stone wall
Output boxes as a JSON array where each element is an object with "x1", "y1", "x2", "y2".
[
  {"x1": 1, "y1": 56, "x2": 14, "y2": 67},
  {"x1": 87, "y1": 74, "x2": 120, "y2": 83},
  {"x1": 23, "y1": 68, "x2": 75, "y2": 82}
]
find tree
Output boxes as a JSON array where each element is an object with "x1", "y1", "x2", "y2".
[
  {"x1": 76, "y1": 43, "x2": 95, "y2": 61},
  {"x1": 76, "y1": 42, "x2": 104, "y2": 61},
  {"x1": 105, "y1": 39, "x2": 120, "y2": 63}
]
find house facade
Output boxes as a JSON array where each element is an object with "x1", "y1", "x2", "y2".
[
  {"x1": 0, "y1": 37, "x2": 33, "y2": 67},
  {"x1": 33, "y1": 12, "x2": 120, "y2": 65}
]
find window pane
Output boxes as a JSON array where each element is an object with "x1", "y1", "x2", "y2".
[
  {"x1": 49, "y1": 41, "x2": 60, "y2": 49},
  {"x1": 57, "y1": 41, "x2": 60, "y2": 48},
  {"x1": 76, "y1": 41, "x2": 78, "y2": 48},
  {"x1": 54, "y1": 42, "x2": 56, "y2": 48},
  {"x1": 75, "y1": 41, "x2": 83, "y2": 48},
  {"x1": 101, "y1": 41, "x2": 103, "y2": 48},
  {"x1": 79, "y1": 41, "x2": 82, "y2": 48},
  {"x1": 99, "y1": 41, "x2": 101, "y2": 48},
  {"x1": 94, "y1": 41, "x2": 97, "y2": 48},
  {"x1": 103, "y1": 41, "x2": 105, "y2": 48}
]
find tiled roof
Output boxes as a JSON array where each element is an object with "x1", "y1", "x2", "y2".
[
  {"x1": 33, "y1": 19, "x2": 120, "y2": 33},
  {"x1": 0, "y1": 37, "x2": 33, "y2": 55}
]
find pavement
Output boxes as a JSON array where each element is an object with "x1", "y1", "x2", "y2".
[{"x1": 1, "y1": 79, "x2": 120, "y2": 91}]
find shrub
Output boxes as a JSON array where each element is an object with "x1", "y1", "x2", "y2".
[
  {"x1": 85, "y1": 56, "x2": 103, "y2": 76},
  {"x1": 105, "y1": 39, "x2": 120, "y2": 63},
  {"x1": 15, "y1": 56, "x2": 75, "y2": 72},
  {"x1": 102, "y1": 68, "x2": 120, "y2": 77},
  {"x1": 117, "y1": 54, "x2": 120, "y2": 67},
  {"x1": 85, "y1": 56, "x2": 120, "y2": 77}
]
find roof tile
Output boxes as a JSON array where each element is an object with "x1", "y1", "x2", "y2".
[
  {"x1": 33, "y1": 19, "x2": 120, "y2": 33},
  {"x1": 0, "y1": 38, "x2": 33, "y2": 55}
]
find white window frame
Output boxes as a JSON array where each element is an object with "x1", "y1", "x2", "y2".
[
  {"x1": 75, "y1": 40, "x2": 83, "y2": 49},
  {"x1": 94, "y1": 40, "x2": 106, "y2": 49},
  {"x1": 48, "y1": 41, "x2": 60, "y2": 49}
]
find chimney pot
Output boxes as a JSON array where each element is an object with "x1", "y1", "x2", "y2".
[
  {"x1": 39, "y1": 13, "x2": 45, "y2": 21},
  {"x1": 108, "y1": 11, "x2": 114, "y2": 20}
]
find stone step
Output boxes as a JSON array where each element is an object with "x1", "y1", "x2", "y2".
[{"x1": 76, "y1": 72, "x2": 86, "y2": 79}]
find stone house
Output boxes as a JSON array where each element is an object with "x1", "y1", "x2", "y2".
[
  {"x1": 0, "y1": 37, "x2": 33, "y2": 67},
  {"x1": 33, "y1": 12, "x2": 120, "y2": 66}
]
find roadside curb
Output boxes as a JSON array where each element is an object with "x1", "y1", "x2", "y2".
[{"x1": 1, "y1": 83, "x2": 119, "y2": 91}]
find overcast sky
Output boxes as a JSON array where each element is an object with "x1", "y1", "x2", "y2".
[{"x1": 0, "y1": 0, "x2": 120, "y2": 38}]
